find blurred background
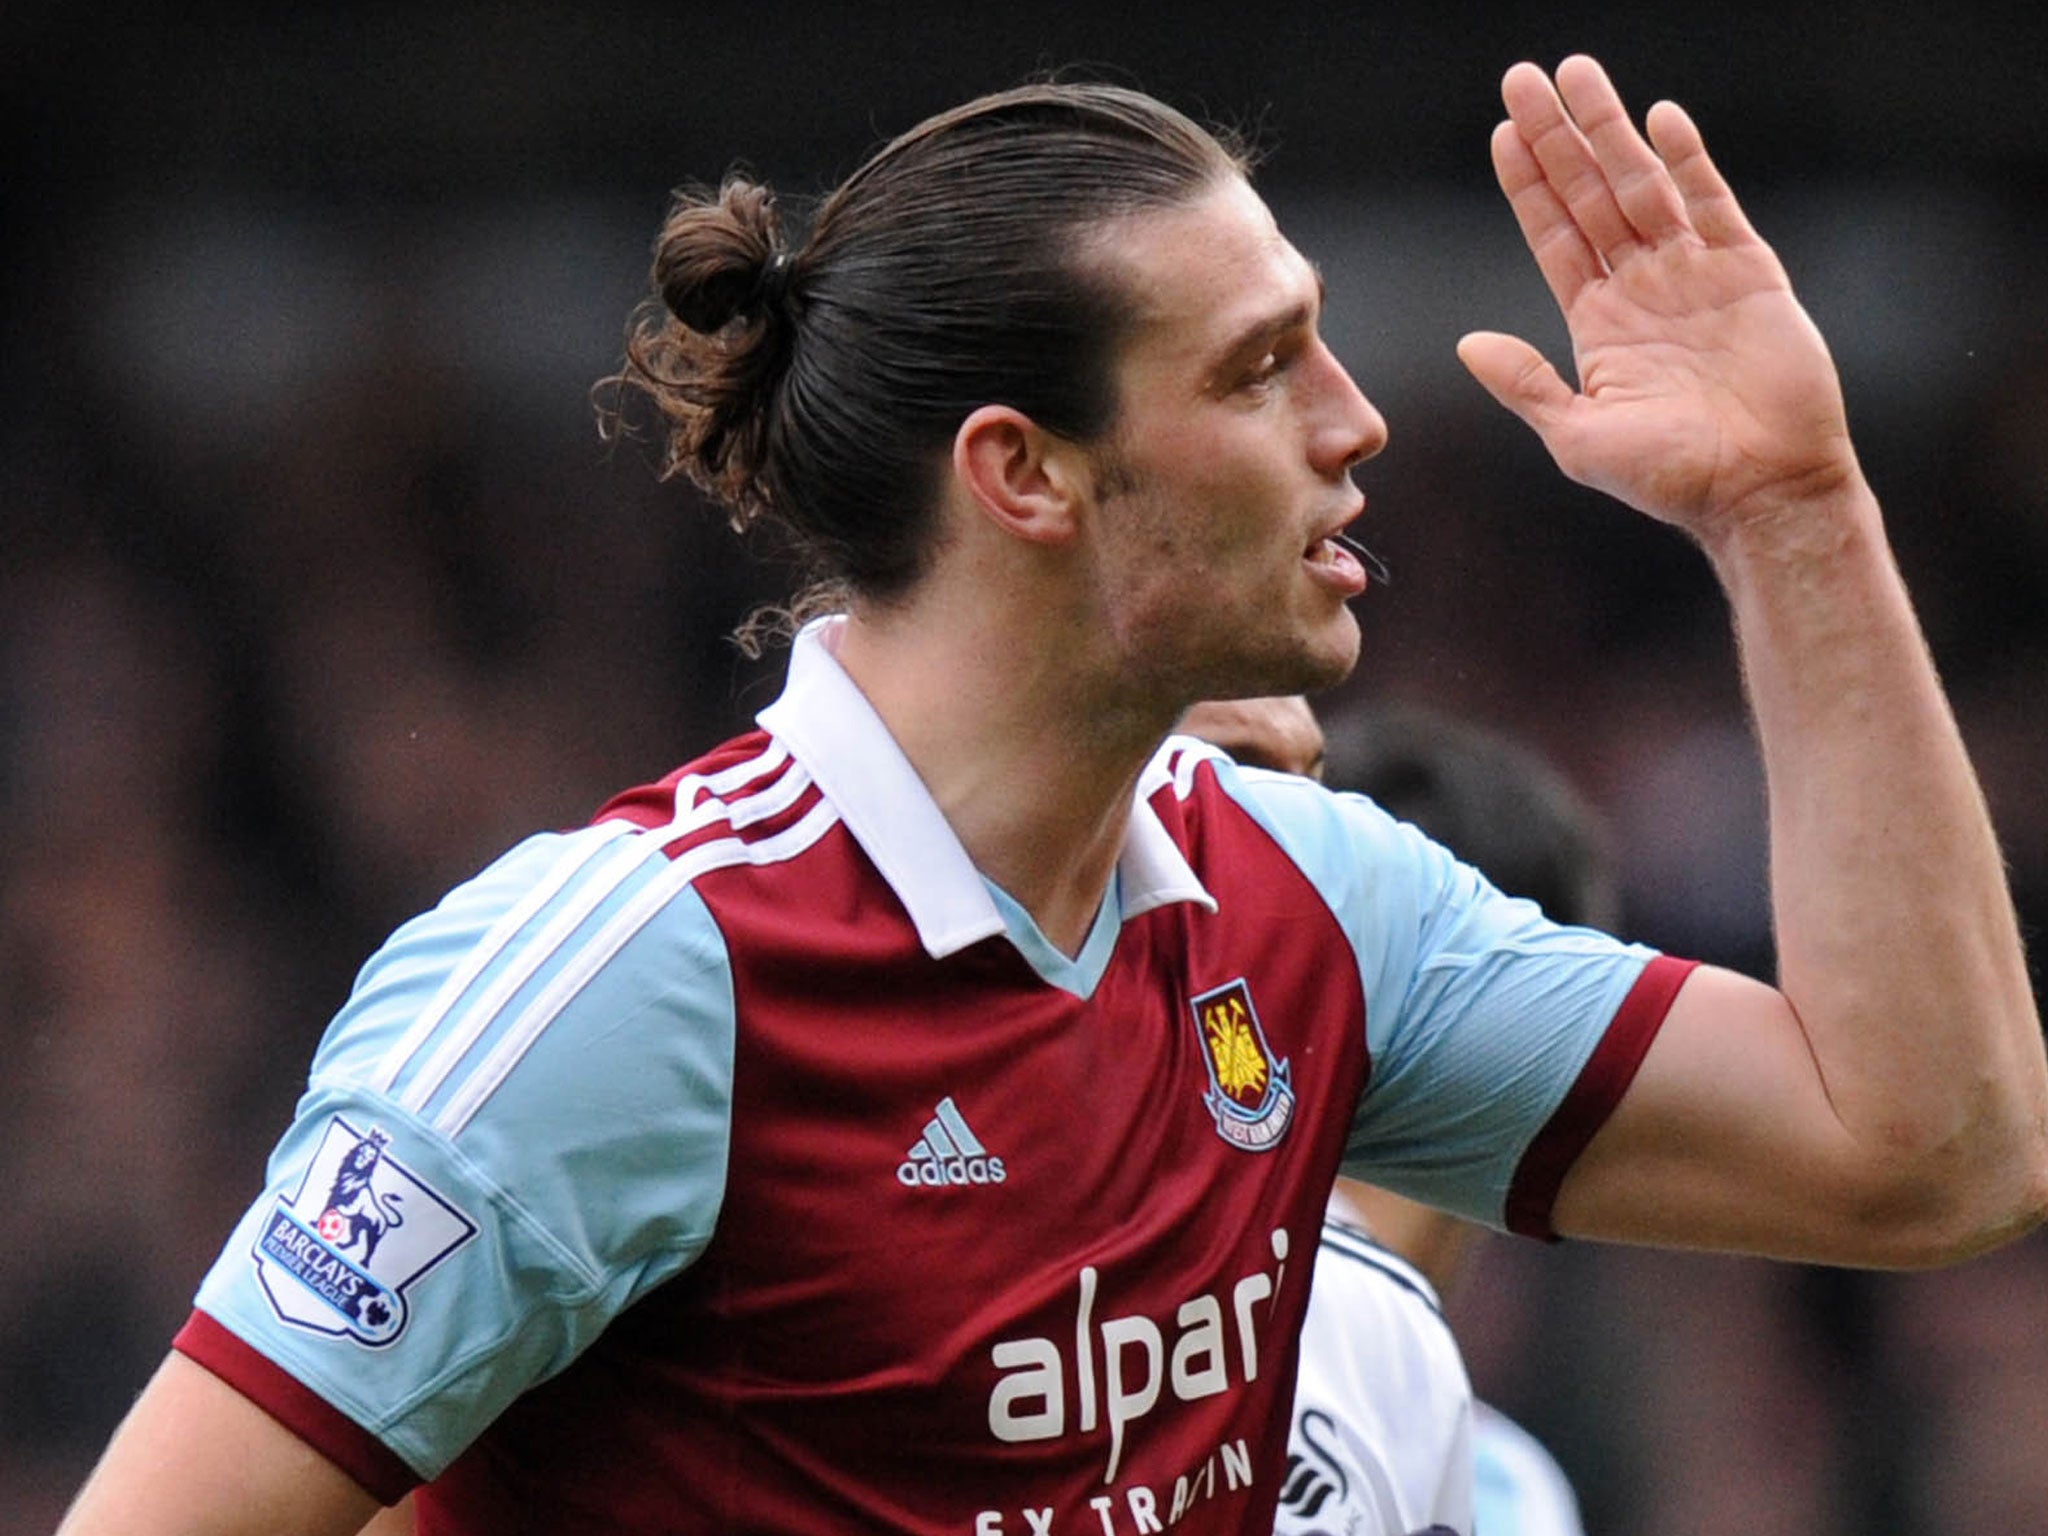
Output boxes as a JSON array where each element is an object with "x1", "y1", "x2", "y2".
[{"x1": 3, "y1": 3, "x2": 2044, "y2": 1530}]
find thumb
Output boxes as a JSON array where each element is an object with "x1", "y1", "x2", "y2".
[{"x1": 1456, "y1": 331, "x2": 1574, "y2": 434}]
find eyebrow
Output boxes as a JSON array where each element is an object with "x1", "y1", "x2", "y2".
[{"x1": 1207, "y1": 264, "x2": 1328, "y2": 383}]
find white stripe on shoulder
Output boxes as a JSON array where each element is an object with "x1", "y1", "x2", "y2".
[
  {"x1": 390, "y1": 831, "x2": 669, "y2": 1111},
  {"x1": 669, "y1": 740, "x2": 791, "y2": 829},
  {"x1": 718, "y1": 750, "x2": 811, "y2": 832},
  {"x1": 1317, "y1": 1225, "x2": 1442, "y2": 1308},
  {"x1": 1168, "y1": 735, "x2": 1227, "y2": 800},
  {"x1": 370, "y1": 819, "x2": 636, "y2": 1096},
  {"x1": 379, "y1": 741, "x2": 790, "y2": 1104},
  {"x1": 430, "y1": 790, "x2": 841, "y2": 1137}
]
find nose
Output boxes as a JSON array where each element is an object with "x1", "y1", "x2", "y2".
[{"x1": 1308, "y1": 343, "x2": 1388, "y2": 478}]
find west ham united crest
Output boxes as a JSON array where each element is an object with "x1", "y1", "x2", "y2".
[
  {"x1": 1190, "y1": 979, "x2": 1295, "y2": 1152},
  {"x1": 251, "y1": 1116, "x2": 475, "y2": 1347}
]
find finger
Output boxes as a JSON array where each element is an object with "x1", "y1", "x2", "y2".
[
  {"x1": 1645, "y1": 99, "x2": 1761, "y2": 248},
  {"x1": 1555, "y1": 55, "x2": 1691, "y2": 244},
  {"x1": 1501, "y1": 60, "x2": 1640, "y2": 271},
  {"x1": 1456, "y1": 330, "x2": 1575, "y2": 435},
  {"x1": 1491, "y1": 118, "x2": 1603, "y2": 316}
]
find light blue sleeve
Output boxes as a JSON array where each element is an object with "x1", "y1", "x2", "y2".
[
  {"x1": 1213, "y1": 761, "x2": 1657, "y2": 1227},
  {"x1": 1473, "y1": 1402, "x2": 1588, "y2": 1536},
  {"x1": 190, "y1": 822, "x2": 737, "y2": 1478}
]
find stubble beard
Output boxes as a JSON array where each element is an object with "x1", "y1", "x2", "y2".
[{"x1": 1089, "y1": 444, "x2": 1362, "y2": 707}]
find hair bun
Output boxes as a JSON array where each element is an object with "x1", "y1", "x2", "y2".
[
  {"x1": 749, "y1": 252, "x2": 796, "y2": 315},
  {"x1": 652, "y1": 177, "x2": 791, "y2": 334},
  {"x1": 661, "y1": 265, "x2": 752, "y2": 334}
]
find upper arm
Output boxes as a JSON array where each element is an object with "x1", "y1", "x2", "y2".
[
  {"x1": 176, "y1": 827, "x2": 740, "y2": 1485},
  {"x1": 1549, "y1": 963, "x2": 1905, "y2": 1261},
  {"x1": 58, "y1": 1353, "x2": 380, "y2": 1536}
]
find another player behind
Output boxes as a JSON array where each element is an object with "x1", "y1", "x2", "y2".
[{"x1": 1182, "y1": 697, "x2": 1607, "y2": 1536}]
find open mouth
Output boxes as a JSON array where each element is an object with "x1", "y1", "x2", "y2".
[
  {"x1": 1304, "y1": 533, "x2": 1366, "y2": 594},
  {"x1": 1304, "y1": 531, "x2": 1385, "y2": 595},
  {"x1": 1333, "y1": 531, "x2": 1390, "y2": 587}
]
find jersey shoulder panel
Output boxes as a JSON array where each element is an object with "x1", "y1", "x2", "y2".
[
  {"x1": 1314, "y1": 1214, "x2": 1449, "y2": 1323},
  {"x1": 188, "y1": 734, "x2": 839, "y2": 1480},
  {"x1": 1167, "y1": 742, "x2": 1666, "y2": 1231}
]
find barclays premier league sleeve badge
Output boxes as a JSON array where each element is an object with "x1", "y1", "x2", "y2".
[{"x1": 251, "y1": 1117, "x2": 477, "y2": 1347}]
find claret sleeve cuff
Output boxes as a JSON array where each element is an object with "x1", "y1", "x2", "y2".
[
  {"x1": 174, "y1": 1309, "x2": 422, "y2": 1506},
  {"x1": 1503, "y1": 954, "x2": 1701, "y2": 1240}
]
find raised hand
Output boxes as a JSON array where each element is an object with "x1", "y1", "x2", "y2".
[{"x1": 1457, "y1": 55, "x2": 1863, "y2": 543}]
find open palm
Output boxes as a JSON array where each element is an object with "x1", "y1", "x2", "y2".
[{"x1": 1460, "y1": 57, "x2": 1861, "y2": 541}]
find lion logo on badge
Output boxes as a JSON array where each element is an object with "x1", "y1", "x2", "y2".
[{"x1": 251, "y1": 1117, "x2": 475, "y2": 1347}]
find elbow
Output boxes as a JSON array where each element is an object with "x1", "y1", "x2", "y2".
[
  {"x1": 1842, "y1": 1120, "x2": 2048, "y2": 1270},
  {"x1": 1950, "y1": 1125, "x2": 2048, "y2": 1263}
]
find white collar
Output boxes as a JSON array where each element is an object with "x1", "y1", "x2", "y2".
[{"x1": 757, "y1": 616, "x2": 1216, "y2": 959}]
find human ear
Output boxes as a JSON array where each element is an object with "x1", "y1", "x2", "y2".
[{"x1": 951, "y1": 405, "x2": 1086, "y2": 547}]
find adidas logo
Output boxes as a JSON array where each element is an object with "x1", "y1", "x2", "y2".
[{"x1": 896, "y1": 1096, "x2": 1007, "y2": 1189}]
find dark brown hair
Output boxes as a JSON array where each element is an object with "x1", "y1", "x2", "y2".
[{"x1": 600, "y1": 81, "x2": 1246, "y2": 617}]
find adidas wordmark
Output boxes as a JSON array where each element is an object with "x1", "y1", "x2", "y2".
[{"x1": 897, "y1": 1097, "x2": 1007, "y2": 1188}]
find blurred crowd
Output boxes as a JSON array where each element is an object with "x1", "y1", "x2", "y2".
[{"x1": 5, "y1": 29, "x2": 2047, "y2": 1534}]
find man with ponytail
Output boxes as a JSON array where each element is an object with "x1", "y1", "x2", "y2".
[{"x1": 60, "y1": 57, "x2": 2046, "y2": 1536}]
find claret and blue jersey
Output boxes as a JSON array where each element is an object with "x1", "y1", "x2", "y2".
[{"x1": 178, "y1": 618, "x2": 1691, "y2": 1533}]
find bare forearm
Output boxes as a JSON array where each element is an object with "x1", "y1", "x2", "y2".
[
  {"x1": 1708, "y1": 475, "x2": 2047, "y2": 1245},
  {"x1": 1475, "y1": 55, "x2": 2048, "y2": 1263},
  {"x1": 58, "y1": 1353, "x2": 380, "y2": 1536}
]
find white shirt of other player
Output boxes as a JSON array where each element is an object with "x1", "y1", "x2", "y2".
[
  {"x1": 1275, "y1": 1206, "x2": 1474, "y2": 1536},
  {"x1": 1273, "y1": 1197, "x2": 1592, "y2": 1536}
]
